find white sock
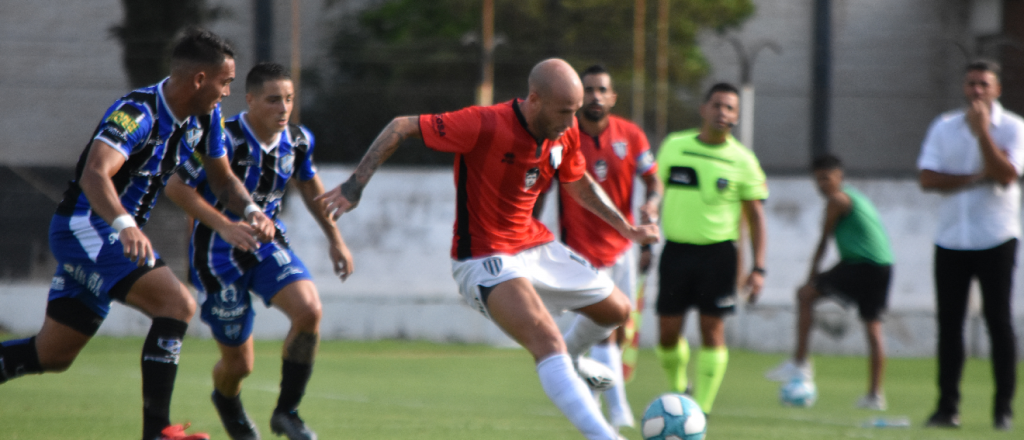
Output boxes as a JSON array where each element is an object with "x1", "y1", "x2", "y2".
[
  {"x1": 590, "y1": 343, "x2": 631, "y2": 419},
  {"x1": 536, "y1": 353, "x2": 618, "y2": 440},
  {"x1": 563, "y1": 315, "x2": 617, "y2": 361}
]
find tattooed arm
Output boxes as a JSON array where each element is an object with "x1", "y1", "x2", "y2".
[
  {"x1": 316, "y1": 116, "x2": 422, "y2": 220},
  {"x1": 561, "y1": 172, "x2": 660, "y2": 245}
]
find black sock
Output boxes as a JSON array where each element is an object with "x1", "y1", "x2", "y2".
[
  {"x1": 141, "y1": 318, "x2": 188, "y2": 439},
  {"x1": 275, "y1": 360, "x2": 313, "y2": 414},
  {"x1": 0, "y1": 337, "x2": 43, "y2": 383},
  {"x1": 212, "y1": 389, "x2": 246, "y2": 418}
]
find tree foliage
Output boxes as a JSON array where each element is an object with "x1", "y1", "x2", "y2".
[
  {"x1": 304, "y1": 0, "x2": 754, "y2": 164},
  {"x1": 111, "y1": 0, "x2": 226, "y2": 88}
]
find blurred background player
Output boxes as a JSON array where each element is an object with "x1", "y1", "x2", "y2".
[
  {"x1": 918, "y1": 60, "x2": 1021, "y2": 431},
  {"x1": 535, "y1": 64, "x2": 662, "y2": 430},
  {"x1": 166, "y1": 62, "x2": 352, "y2": 440},
  {"x1": 0, "y1": 28, "x2": 275, "y2": 440},
  {"x1": 317, "y1": 58, "x2": 659, "y2": 440},
  {"x1": 765, "y1": 154, "x2": 893, "y2": 411},
  {"x1": 654, "y1": 82, "x2": 768, "y2": 415}
]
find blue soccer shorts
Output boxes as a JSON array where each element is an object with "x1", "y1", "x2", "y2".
[
  {"x1": 47, "y1": 213, "x2": 163, "y2": 319},
  {"x1": 198, "y1": 248, "x2": 312, "y2": 346}
]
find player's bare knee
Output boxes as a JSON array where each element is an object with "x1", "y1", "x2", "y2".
[
  {"x1": 290, "y1": 303, "x2": 322, "y2": 333},
  {"x1": 40, "y1": 353, "x2": 76, "y2": 372},
  {"x1": 225, "y1": 358, "x2": 254, "y2": 379}
]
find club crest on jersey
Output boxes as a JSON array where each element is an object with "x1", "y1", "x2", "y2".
[
  {"x1": 717, "y1": 177, "x2": 730, "y2": 191},
  {"x1": 482, "y1": 257, "x2": 503, "y2": 276},
  {"x1": 524, "y1": 167, "x2": 540, "y2": 190},
  {"x1": 550, "y1": 145, "x2": 563, "y2": 169},
  {"x1": 594, "y1": 159, "x2": 608, "y2": 182},
  {"x1": 612, "y1": 141, "x2": 628, "y2": 159},
  {"x1": 185, "y1": 127, "x2": 202, "y2": 148},
  {"x1": 219, "y1": 285, "x2": 239, "y2": 305},
  {"x1": 280, "y1": 152, "x2": 295, "y2": 175}
]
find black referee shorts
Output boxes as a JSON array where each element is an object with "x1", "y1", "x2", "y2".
[
  {"x1": 656, "y1": 240, "x2": 738, "y2": 317},
  {"x1": 815, "y1": 261, "x2": 892, "y2": 321}
]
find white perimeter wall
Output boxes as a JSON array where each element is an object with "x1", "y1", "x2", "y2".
[{"x1": 2, "y1": 166, "x2": 1024, "y2": 358}]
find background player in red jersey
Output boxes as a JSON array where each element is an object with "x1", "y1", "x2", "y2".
[
  {"x1": 318, "y1": 59, "x2": 658, "y2": 440},
  {"x1": 536, "y1": 65, "x2": 662, "y2": 430}
]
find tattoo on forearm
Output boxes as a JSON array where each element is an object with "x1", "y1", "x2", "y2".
[
  {"x1": 340, "y1": 174, "x2": 364, "y2": 205},
  {"x1": 353, "y1": 120, "x2": 412, "y2": 186},
  {"x1": 583, "y1": 181, "x2": 625, "y2": 225},
  {"x1": 284, "y1": 331, "x2": 318, "y2": 364}
]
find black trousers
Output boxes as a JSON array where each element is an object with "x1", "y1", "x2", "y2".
[{"x1": 934, "y1": 239, "x2": 1018, "y2": 415}]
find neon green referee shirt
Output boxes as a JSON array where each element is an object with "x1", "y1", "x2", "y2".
[{"x1": 656, "y1": 128, "x2": 769, "y2": 244}]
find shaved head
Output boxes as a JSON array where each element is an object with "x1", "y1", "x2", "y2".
[
  {"x1": 519, "y1": 59, "x2": 584, "y2": 141},
  {"x1": 528, "y1": 58, "x2": 583, "y2": 100}
]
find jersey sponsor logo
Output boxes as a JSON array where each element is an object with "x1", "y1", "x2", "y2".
[
  {"x1": 105, "y1": 110, "x2": 140, "y2": 135},
  {"x1": 433, "y1": 115, "x2": 446, "y2": 136},
  {"x1": 550, "y1": 145, "x2": 563, "y2": 169},
  {"x1": 210, "y1": 304, "x2": 248, "y2": 320},
  {"x1": 219, "y1": 285, "x2": 240, "y2": 304},
  {"x1": 501, "y1": 152, "x2": 515, "y2": 164},
  {"x1": 668, "y1": 166, "x2": 698, "y2": 187},
  {"x1": 594, "y1": 159, "x2": 608, "y2": 182},
  {"x1": 482, "y1": 257, "x2": 503, "y2": 276},
  {"x1": 716, "y1": 177, "x2": 730, "y2": 191},
  {"x1": 50, "y1": 276, "x2": 65, "y2": 291},
  {"x1": 524, "y1": 167, "x2": 540, "y2": 190},
  {"x1": 280, "y1": 152, "x2": 295, "y2": 175},
  {"x1": 612, "y1": 141, "x2": 628, "y2": 159},
  {"x1": 180, "y1": 153, "x2": 203, "y2": 180},
  {"x1": 276, "y1": 265, "x2": 305, "y2": 282}
]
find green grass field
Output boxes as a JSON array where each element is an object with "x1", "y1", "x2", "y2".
[{"x1": 1, "y1": 336, "x2": 1020, "y2": 439}]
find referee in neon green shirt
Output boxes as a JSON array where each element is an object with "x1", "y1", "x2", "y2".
[{"x1": 654, "y1": 82, "x2": 768, "y2": 415}]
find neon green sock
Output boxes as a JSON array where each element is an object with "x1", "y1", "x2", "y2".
[
  {"x1": 654, "y1": 341, "x2": 690, "y2": 393},
  {"x1": 694, "y1": 347, "x2": 728, "y2": 414}
]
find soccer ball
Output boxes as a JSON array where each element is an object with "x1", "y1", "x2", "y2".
[
  {"x1": 779, "y1": 377, "x2": 818, "y2": 407},
  {"x1": 641, "y1": 393, "x2": 707, "y2": 440}
]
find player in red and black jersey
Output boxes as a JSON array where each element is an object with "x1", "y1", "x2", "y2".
[{"x1": 319, "y1": 59, "x2": 658, "y2": 440}]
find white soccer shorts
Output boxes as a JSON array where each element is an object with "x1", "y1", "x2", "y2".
[
  {"x1": 451, "y1": 241, "x2": 615, "y2": 319},
  {"x1": 600, "y1": 246, "x2": 638, "y2": 304}
]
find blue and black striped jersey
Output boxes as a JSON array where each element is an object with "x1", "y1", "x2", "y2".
[
  {"x1": 179, "y1": 112, "x2": 316, "y2": 292},
  {"x1": 56, "y1": 78, "x2": 227, "y2": 227}
]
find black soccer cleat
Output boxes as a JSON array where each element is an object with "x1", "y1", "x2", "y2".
[
  {"x1": 925, "y1": 410, "x2": 961, "y2": 428},
  {"x1": 211, "y1": 392, "x2": 260, "y2": 440},
  {"x1": 270, "y1": 410, "x2": 317, "y2": 440}
]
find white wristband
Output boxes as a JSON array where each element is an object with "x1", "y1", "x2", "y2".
[
  {"x1": 244, "y1": 204, "x2": 261, "y2": 219},
  {"x1": 111, "y1": 214, "x2": 137, "y2": 233}
]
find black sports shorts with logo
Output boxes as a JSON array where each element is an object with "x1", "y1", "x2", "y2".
[
  {"x1": 656, "y1": 240, "x2": 738, "y2": 316},
  {"x1": 815, "y1": 261, "x2": 892, "y2": 321}
]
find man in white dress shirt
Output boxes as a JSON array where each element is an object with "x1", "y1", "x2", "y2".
[{"x1": 917, "y1": 59, "x2": 1021, "y2": 431}]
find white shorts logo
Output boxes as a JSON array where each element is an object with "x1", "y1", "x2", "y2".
[{"x1": 482, "y1": 257, "x2": 503, "y2": 276}]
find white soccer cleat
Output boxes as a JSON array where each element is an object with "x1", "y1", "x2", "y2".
[
  {"x1": 765, "y1": 359, "x2": 813, "y2": 382},
  {"x1": 856, "y1": 393, "x2": 887, "y2": 411},
  {"x1": 576, "y1": 356, "x2": 615, "y2": 391}
]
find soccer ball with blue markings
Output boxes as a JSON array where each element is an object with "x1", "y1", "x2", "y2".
[
  {"x1": 779, "y1": 377, "x2": 818, "y2": 407},
  {"x1": 641, "y1": 393, "x2": 707, "y2": 440}
]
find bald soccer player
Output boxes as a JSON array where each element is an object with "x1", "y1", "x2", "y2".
[{"x1": 317, "y1": 59, "x2": 659, "y2": 440}]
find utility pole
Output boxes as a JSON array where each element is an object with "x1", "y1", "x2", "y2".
[
  {"x1": 632, "y1": 0, "x2": 646, "y2": 127},
  {"x1": 477, "y1": 0, "x2": 495, "y2": 106},
  {"x1": 290, "y1": 0, "x2": 302, "y2": 124},
  {"x1": 726, "y1": 37, "x2": 781, "y2": 151},
  {"x1": 655, "y1": 0, "x2": 669, "y2": 143}
]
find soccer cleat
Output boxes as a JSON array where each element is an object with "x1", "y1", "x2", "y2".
[
  {"x1": 156, "y1": 423, "x2": 210, "y2": 440},
  {"x1": 994, "y1": 412, "x2": 1013, "y2": 431},
  {"x1": 764, "y1": 359, "x2": 813, "y2": 382},
  {"x1": 855, "y1": 394, "x2": 887, "y2": 411},
  {"x1": 924, "y1": 410, "x2": 961, "y2": 428},
  {"x1": 212, "y1": 393, "x2": 260, "y2": 440},
  {"x1": 575, "y1": 356, "x2": 615, "y2": 391},
  {"x1": 270, "y1": 410, "x2": 317, "y2": 440}
]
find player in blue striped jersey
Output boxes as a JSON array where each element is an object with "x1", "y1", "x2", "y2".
[
  {"x1": 166, "y1": 62, "x2": 353, "y2": 440},
  {"x1": 0, "y1": 29, "x2": 274, "y2": 440}
]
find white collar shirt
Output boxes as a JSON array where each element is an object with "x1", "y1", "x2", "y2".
[{"x1": 917, "y1": 100, "x2": 1024, "y2": 250}]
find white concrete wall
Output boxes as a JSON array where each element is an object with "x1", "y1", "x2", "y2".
[{"x1": 3, "y1": 167, "x2": 1024, "y2": 357}]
